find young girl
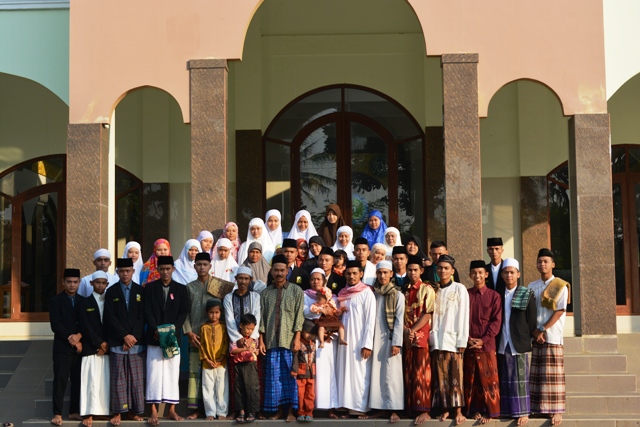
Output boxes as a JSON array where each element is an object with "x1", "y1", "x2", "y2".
[
  {"x1": 172, "y1": 239, "x2": 202, "y2": 284},
  {"x1": 211, "y1": 238, "x2": 238, "y2": 281},
  {"x1": 332, "y1": 250, "x2": 348, "y2": 276},
  {"x1": 318, "y1": 204, "x2": 345, "y2": 247},
  {"x1": 287, "y1": 210, "x2": 318, "y2": 241},
  {"x1": 200, "y1": 299, "x2": 229, "y2": 421},
  {"x1": 295, "y1": 238, "x2": 309, "y2": 268},
  {"x1": 310, "y1": 287, "x2": 347, "y2": 348},
  {"x1": 265, "y1": 209, "x2": 283, "y2": 245},
  {"x1": 197, "y1": 230, "x2": 216, "y2": 259},
  {"x1": 331, "y1": 225, "x2": 354, "y2": 260},
  {"x1": 291, "y1": 320, "x2": 318, "y2": 422},
  {"x1": 139, "y1": 238, "x2": 171, "y2": 285},
  {"x1": 370, "y1": 243, "x2": 388, "y2": 264},
  {"x1": 221, "y1": 222, "x2": 242, "y2": 262},
  {"x1": 123, "y1": 241, "x2": 143, "y2": 284}
]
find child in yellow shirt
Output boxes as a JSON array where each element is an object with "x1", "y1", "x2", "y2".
[{"x1": 199, "y1": 299, "x2": 229, "y2": 420}]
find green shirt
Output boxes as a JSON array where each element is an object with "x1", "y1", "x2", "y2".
[{"x1": 259, "y1": 281, "x2": 304, "y2": 350}]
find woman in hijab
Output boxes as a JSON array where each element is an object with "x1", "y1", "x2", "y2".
[
  {"x1": 197, "y1": 230, "x2": 216, "y2": 259},
  {"x1": 370, "y1": 243, "x2": 388, "y2": 264},
  {"x1": 287, "y1": 209, "x2": 318, "y2": 242},
  {"x1": 331, "y1": 225, "x2": 355, "y2": 260},
  {"x1": 172, "y1": 239, "x2": 202, "y2": 285},
  {"x1": 405, "y1": 235, "x2": 431, "y2": 280},
  {"x1": 302, "y1": 236, "x2": 325, "y2": 273},
  {"x1": 211, "y1": 238, "x2": 238, "y2": 282},
  {"x1": 295, "y1": 238, "x2": 309, "y2": 268},
  {"x1": 241, "y1": 242, "x2": 271, "y2": 285},
  {"x1": 123, "y1": 241, "x2": 144, "y2": 285},
  {"x1": 383, "y1": 227, "x2": 403, "y2": 257},
  {"x1": 140, "y1": 238, "x2": 171, "y2": 285},
  {"x1": 237, "y1": 218, "x2": 275, "y2": 265},
  {"x1": 221, "y1": 222, "x2": 242, "y2": 262},
  {"x1": 265, "y1": 209, "x2": 284, "y2": 245},
  {"x1": 359, "y1": 210, "x2": 388, "y2": 249},
  {"x1": 318, "y1": 204, "x2": 345, "y2": 247}
]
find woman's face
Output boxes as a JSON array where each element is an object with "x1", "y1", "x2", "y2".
[
  {"x1": 368, "y1": 215, "x2": 380, "y2": 230},
  {"x1": 309, "y1": 273, "x2": 324, "y2": 291},
  {"x1": 267, "y1": 215, "x2": 280, "y2": 231},
  {"x1": 385, "y1": 232, "x2": 396, "y2": 246},
  {"x1": 188, "y1": 246, "x2": 199, "y2": 261},
  {"x1": 338, "y1": 232, "x2": 350, "y2": 247},
  {"x1": 334, "y1": 256, "x2": 345, "y2": 268},
  {"x1": 225, "y1": 224, "x2": 238, "y2": 240},
  {"x1": 155, "y1": 243, "x2": 170, "y2": 256},
  {"x1": 372, "y1": 248, "x2": 386, "y2": 264},
  {"x1": 309, "y1": 242, "x2": 322, "y2": 257},
  {"x1": 298, "y1": 242, "x2": 309, "y2": 258},
  {"x1": 250, "y1": 225, "x2": 262, "y2": 239},
  {"x1": 248, "y1": 249, "x2": 261, "y2": 263},
  {"x1": 127, "y1": 247, "x2": 140, "y2": 262},
  {"x1": 406, "y1": 241, "x2": 419, "y2": 256},
  {"x1": 297, "y1": 216, "x2": 309, "y2": 231},
  {"x1": 200, "y1": 238, "x2": 213, "y2": 252},
  {"x1": 217, "y1": 246, "x2": 230, "y2": 260},
  {"x1": 327, "y1": 210, "x2": 338, "y2": 224}
]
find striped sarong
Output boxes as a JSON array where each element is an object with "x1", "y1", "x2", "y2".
[
  {"x1": 463, "y1": 351, "x2": 500, "y2": 418},
  {"x1": 404, "y1": 346, "x2": 431, "y2": 412},
  {"x1": 431, "y1": 350, "x2": 464, "y2": 410},
  {"x1": 498, "y1": 346, "x2": 530, "y2": 418},
  {"x1": 530, "y1": 343, "x2": 565, "y2": 414},
  {"x1": 187, "y1": 346, "x2": 202, "y2": 409},
  {"x1": 109, "y1": 351, "x2": 145, "y2": 414},
  {"x1": 263, "y1": 348, "x2": 298, "y2": 412}
]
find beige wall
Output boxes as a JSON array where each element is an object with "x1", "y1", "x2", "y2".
[{"x1": 609, "y1": 73, "x2": 640, "y2": 145}]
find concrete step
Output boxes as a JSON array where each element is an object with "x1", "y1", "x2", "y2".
[
  {"x1": 564, "y1": 353, "x2": 627, "y2": 373},
  {"x1": 566, "y1": 373, "x2": 637, "y2": 393},
  {"x1": 564, "y1": 336, "x2": 618, "y2": 354},
  {"x1": 34, "y1": 399, "x2": 192, "y2": 419},
  {"x1": 0, "y1": 340, "x2": 31, "y2": 355},
  {"x1": 566, "y1": 393, "x2": 640, "y2": 415},
  {"x1": 44, "y1": 378, "x2": 69, "y2": 397},
  {"x1": 0, "y1": 371, "x2": 12, "y2": 388},
  {"x1": 0, "y1": 354, "x2": 23, "y2": 371}
]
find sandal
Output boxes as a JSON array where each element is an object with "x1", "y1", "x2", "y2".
[
  {"x1": 245, "y1": 413, "x2": 255, "y2": 423},
  {"x1": 236, "y1": 413, "x2": 246, "y2": 424},
  {"x1": 305, "y1": 415, "x2": 313, "y2": 422},
  {"x1": 297, "y1": 415, "x2": 306, "y2": 422}
]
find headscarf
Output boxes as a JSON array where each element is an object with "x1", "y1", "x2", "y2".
[
  {"x1": 318, "y1": 204, "x2": 345, "y2": 247},
  {"x1": 172, "y1": 239, "x2": 202, "y2": 285},
  {"x1": 295, "y1": 238, "x2": 308, "y2": 268},
  {"x1": 241, "y1": 242, "x2": 271, "y2": 284},
  {"x1": 370, "y1": 243, "x2": 388, "y2": 263},
  {"x1": 123, "y1": 241, "x2": 143, "y2": 285},
  {"x1": 141, "y1": 238, "x2": 171, "y2": 285},
  {"x1": 405, "y1": 234, "x2": 428, "y2": 263},
  {"x1": 265, "y1": 209, "x2": 283, "y2": 245},
  {"x1": 237, "y1": 218, "x2": 275, "y2": 265},
  {"x1": 359, "y1": 210, "x2": 387, "y2": 249},
  {"x1": 197, "y1": 230, "x2": 216, "y2": 259},
  {"x1": 221, "y1": 222, "x2": 242, "y2": 261},
  {"x1": 211, "y1": 237, "x2": 238, "y2": 281},
  {"x1": 287, "y1": 210, "x2": 318, "y2": 242},
  {"x1": 331, "y1": 225, "x2": 355, "y2": 260},
  {"x1": 383, "y1": 227, "x2": 403, "y2": 256},
  {"x1": 308, "y1": 235, "x2": 325, "y2": 259}
]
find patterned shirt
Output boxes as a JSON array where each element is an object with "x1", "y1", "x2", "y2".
[{"x1": 259, "y1": 282, "x2": 304, "y2": 350}]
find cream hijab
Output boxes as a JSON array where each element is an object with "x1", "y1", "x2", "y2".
[
  {"x1": 287, "y1": 210, "x2": 318, "y2": 242},
  {"x1": 237, "y1": 218, "x2": 276, "y2": 265}
]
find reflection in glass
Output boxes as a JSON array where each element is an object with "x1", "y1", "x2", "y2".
[
  {"x1": 117, "y1": 189, "x2": 143, "y2": 251},
  {"x1": 0, "y1": 157, "x2": 64, "y2": 197},
  {"x1": 613, "y1": 184, "x2": 626, "y2": 305},
  {"x1": 397, "y1": 140, "x2": 423, "y2": 239},
  {"x1": 300, "y1": 123, "x2": 337, "y2": 226},
  {"x1": 629, "y1": 148, "x2": 640, "y2": 174},
  {"x1": 0, "y1": 196, "x2": 11, "y2": 318},
  {"x1": 612, "y1": 146, "x2": 626, "y2": 174},
  {"x1": 547, "y1": 168, "x2": 573, "y2": 293},
  {"x1": 350, "y1": 123, "x2": 388, "y2": 238},
  {"x1": 266, "y1": 142, "x2": 292, "y2": 229},
  {"x1": 20, "y1": 192, "x2": 58, "y2": 313}
]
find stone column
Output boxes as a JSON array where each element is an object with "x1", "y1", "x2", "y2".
[
  {"x1": 520, "y1": 176, "x2": 550, "y2": 285},
  {"x1": 441, "y1": 54, "x2": 483, "y2": 269},
  {"x1": 569, "y1": 114, "x2": 617, "y2": 336},
  {"x1": 66, "y1": 123, "x2": 110, "y2": 276},
  {"x1": 188, "y1": 59, "x2": 228, "y2": 236}
]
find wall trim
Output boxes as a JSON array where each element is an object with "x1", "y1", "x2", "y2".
[{"x1": 0, "y1": 0, "x2": 69, "y2": 10}]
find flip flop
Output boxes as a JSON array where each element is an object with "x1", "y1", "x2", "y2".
[{"x1": 245, "y1": 413, "x2": 255, "y2": 423}]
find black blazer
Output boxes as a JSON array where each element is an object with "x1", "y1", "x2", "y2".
[
  {"x1": 79, "y1": 295, "x2": 108, "y2": 356},
  {"x1": 486, "y1": 260, "x2": 506, "y2": 298},
  {"x1": 268, "y1": 265, "x2": 310, "y2": 290},
  {"x1": 49, "y1": 292, "x2": 85, "y2": 354},
  {"x1": 144, "y1": 279, "x2": 189, "y2": 346},
  {"x1": 104, "y1": 281, "x2": 145, "y2": 349},
  {"x1": 500, "y1": 285, "x2": 537, "y2": 354},
  {"x1": 301, "y1": 258, "x2": 318, "y2": 275},
  {"x1": 326, "y1": 273, "x2": 346, "y2": 293}
]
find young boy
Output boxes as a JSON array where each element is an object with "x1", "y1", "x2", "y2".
[
  {"x1": 199, "y1": 299, "x2": 229, "y2": 420},
  {"x1": 291, "y1": 320, "x2": 317, "y2": 422},
  {"x1": 230, "y1": 314, "x2": 261, "y2": 423}
]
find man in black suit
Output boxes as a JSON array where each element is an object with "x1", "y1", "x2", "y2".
[
  {"x1": 485, "y1": 237, "x2": 506, "y2": 296},
  {"x1": 78, "y1": 271, "x2": 110, "y2": 426},
  {"x1": 424, "y1": 240, "x2": 460, "y2": 284},
  {"x1": 49, "y1": 268, "x2": 84, "y2": 426},
  {"x1": 104, "y1": 258, "x2": 145, "y2": 426},
  {"x1": 144, "y1": 256, "x2": 189, "y2": 425},
  {"x1": 273, "y1": 238, "x2": 309, "y2": 289},
  {"x1": 316, "y1": 247, "x2": 346, "y2": 292}
]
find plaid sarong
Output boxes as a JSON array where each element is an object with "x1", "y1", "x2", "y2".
[
  {"x1": 463, "y1": 351, "x2": 500, "y2": 418},
  {"x1": 431, "y1": 350, "x2": 464, "y2": 409},
  {"x1": 263, "y1": 348, "x2": 298, "y2": 412},
  {"x1": 187, "y1": 346, "x2": 202, "y2": 409},
  {"x1": 498, "y1": 346, "x2": 530, "y2": 418},
  {"x1": 530, "y1": 343, "x2": 565, "y2": 414},
  {"x1": 109, "y1": 352, "x2": 145, "y2": 414}
]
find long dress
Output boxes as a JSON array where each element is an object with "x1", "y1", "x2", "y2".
[
  {"x1": 369, "y1": 291, "x2": 405, "y2": 410},
  {"x1": 336, "y1": 287, "x2": 376, "y2": 413}
]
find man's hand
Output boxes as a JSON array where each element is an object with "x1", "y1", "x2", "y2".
[
  {"x1": 390, "y1": 346, "x2": 400, "y2": 357},
  {"x1": 75, "y1": 342, "x2": 83, "y2": 354},
  {"x1": 186, "y1": 332, "x2": 201, "y2": 348},
  {"x1": 457, "y1": 347, "x2": 465, "y2": 354},
  {"x1": 123, "y1": 334, "x2": 137, "y2": 348},
  {"x1": 361, "y1": 348, "x2": 372, "y2": 359},
  {"x1": 100, "y1": 342, "x2": 108, "y2": 353},
  {"x1": 68, "y1": 333, "x2": 82, "y2": 347},
  {"x1": 292, "y1": 336, "x2": 301, "y2": 353},
  {"x1": 153, "y1": 330, "x2": 159, "y2": 341},
  {"x1": 259, "y1": 338, "x2": 266, "y2": 356}
]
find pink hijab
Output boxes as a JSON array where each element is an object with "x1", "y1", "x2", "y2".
[{"x1": 222, "y1": 222, "x2": 242, "y2": 262}]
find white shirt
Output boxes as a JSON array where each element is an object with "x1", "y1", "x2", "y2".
[
  {"x1": 499, "y1": 286, "x2": 517, "y2": 355},
  {"x1": 429, "y1": 281, "x2": 470, "y2": 352},
  {"x1": 92, "y1": 291, "x2": 106, "y2": 321},
  {"x1": 491, "y1": 262, "x2": 500, "y2": 286},
  {"x1": 528, "y1": 276, "x2": 568, "y2": 345},
  {"x1": 363, "y1": 261, "x2": 376, "y2": 286}
]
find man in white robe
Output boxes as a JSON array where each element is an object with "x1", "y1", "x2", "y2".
[
  {"x1": 369, "y1": 260, "x2": 404, "y2": 422},
  {"x1": 336, "y1": 260, "x2": 376, "y2": 417},
  {"x1": 78, "y1": 249, "x2": 119, "y2": 297}
]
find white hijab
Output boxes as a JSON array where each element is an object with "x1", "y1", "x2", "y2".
[
  {"x1": 211, "y1": 237, "x2": 238, "y2": 282},
  {"x1": 123, "y1": 241, "x2": 144, "y2": 285},
  {"x1": 287, "y1": 210, "x2": 318, "y2": 242},
  {"x1": 331, "y1": 225, "x2": 355, "y2": 260},
  {"x1": 265, "y1": 209, "x2": 283, "y2": 245},
  {"x1": 383, "y1": 227, "x2": 403, "y2": 256},
  {"x1": 173, "y1": 239, "x2": 202, "y2": 285},
  {"x1": 197, "y1": 230, "x2": 215, "y2": 259},
  {"x1": 237, "y1": 218, "x2": 276, "y2": 265}
]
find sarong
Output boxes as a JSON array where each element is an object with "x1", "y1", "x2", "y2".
[
  {"x1": 498, "y1": 347, "x2": 530, "y2": 418},
  {"x1": 530, "y1": 343, "x2": 565, "y2": 414},
  {"x1": 146, "y1": 345, "x2": 180, "y2": 404},
  {"x1": 403, "y1": 346, "x2": 431, "y2": 412},
  {"x1": 110, "y1": 351, "x2": 145, "y2": 414},
  {"x1": 80, "y1": 354, "x2": 110, "y2": 416},
  {"x1": 187, "y1": 346, "x2": 202, "y2": 409},
  {"x1": 463, "y1": 351, "x2": 500, "y2": 418},
  {"x1": 431, "y1": 350, "x2": 464, "y2": 409},
  {"x1": 263, "y1": 348, "x2": 298, "y2": 412}
]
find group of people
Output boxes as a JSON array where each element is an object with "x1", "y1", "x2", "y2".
[{"x1": 49, "y1": 205, "x2": 570, "y2": 426}]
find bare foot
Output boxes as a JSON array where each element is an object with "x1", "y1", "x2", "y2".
[
  {"x1": 50, "y1": 415, "x2": 63, "y2": 426},
  {"x1": 166, "y1": 410, "x2": 183, "y2": 422},
  {"x1": 205, "y1": 416, "x2": 214, "y2": 421},
  {"x1": 82, "y1": 416, "x2": 93, "y2": 427},
  {"x1": 69, "y1": 414, "x2": 83, "y2": 421},
  {"x1": 126, "y1": 413, "x2": 143, "y2": 422},
  {"x1": 480, "y1": 416, "x2": 492, "y2": 425},
  {"x1": 390, "y1": 412, "x2": 400, "y2": 423},
  {"x1": 286, "y1": 410, "x2": 296, "y2": 423},
  {"x1": 109, "y1": 414, "x2": 121, "y2": 426},
  {"x1": 454, "y1": 409, "x2": 466, "y2": 425},
  {"x1": 473, "y1": 413, "x2": 482, "y2": 420},
  {"x1": 268, "y1": 409, "x2": 283, "y2": 420},
  {"x1": 328, "y1": 410, "x2": 339, "y2": 419},
  {"x1": 147, "y1": 416, "x2": 159, "y2": 426},
  {"x1": 551, "y1": 414, "x2": 563, "y2": 426},
  {"x1": 339, "y1": 339, "x2": 348, "y2": 346},
  {"x1": 414, "y1": 412, "x2": 431, "y2": 425},
  {"x1": 186, "y1": 410, "x2": 201, "y2": 420},
  {"x1": 517, "y1": 416, "x2": 529, "y2": 426},
  {"x1": 439, "y1": 411, "x2": 449, "y2": 422}
]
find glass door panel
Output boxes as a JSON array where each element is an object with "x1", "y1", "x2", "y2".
[
  {"x1": 613, "y1": 183, "x2": 627, "y2": 306},
  {"x1": 0, "y1": 196, "x2": 12, "y2": 318},
  {"x1": 265, "y1": 142, "x2": 292, "y2": 229},
  {"x1": 397, "y1": 139, "x2": 424, "y2": 238}
]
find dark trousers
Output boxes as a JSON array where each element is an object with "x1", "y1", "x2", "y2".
[
  {"x1": 52, "y1": 352, "x2": 81, "y2": 415},
  {"x1": 234, "y1": 362, "x2": 260, "y2": 413}
]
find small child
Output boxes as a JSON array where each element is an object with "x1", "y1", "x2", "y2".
[
  {"x1": 332, "y1": 250, "x2": 348, "y2": 276},
  {"x1": 310, "y1": 287, "x2": 347, "y2": 348},
  {"x1": 291, "y1": 320, "x2": 317, "y2": 422},
  {"x1": 229, "y1": 313, "x2": 260, "y2": 424},
  {"x1": 199, "y1": 299, "x2": 229, "y2": 421}
]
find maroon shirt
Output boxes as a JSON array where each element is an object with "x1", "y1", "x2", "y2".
[{"x1": 468, "y1": 285, "x2": 502, "y2": 353}]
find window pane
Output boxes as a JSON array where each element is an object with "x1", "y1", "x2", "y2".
[
  {"x1": 350, "y1": 122, "x2": 388, "y2": 238},
  {"x1": 612, "y1": 145, "x2": 626, "y2": 174},
  {"x1": 629, "y1": 147, "x2": 640, "y2": 174},
  {"x1": 613, "y1": 183, "x2": 626, "y2": 305},
  {"x1": 20, "y1": 192, "x2": 58, "y2": 313},
  {"x1": 549, "y1": 163, "x2": 569, "y2": 186},
  {"x1": 115, "y1": 167, "x2": 141, "y2": 195},
  {"x1": 397, "y1": 139, "x2": 424, "y2": 239},
  {"x1": 0, "y1": 157, "x2": 64, "y2": 197},
  {"x1": 266, "y1": 142, "x2": 292, "y2": 229},
  {"x1": 300, "y1": 123, "x2": 338, "y2": 226},
  {"x1": 548, "y1": 178, "x2": 572, "y2": 292},
  {"x1": 0, "y1": 196, "x2": 11, "y2": 318},
  {"x1": 117, "y1": 188, "x2": 142, "y2": 251}
]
